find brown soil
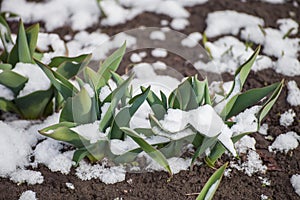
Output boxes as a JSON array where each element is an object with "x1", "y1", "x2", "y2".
[{"x1": 1, "y1": 0, "x2": 300, "y2": 199}]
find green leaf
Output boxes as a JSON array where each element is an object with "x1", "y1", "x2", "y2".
[
  {"x1": 60, "y1": 87, "x2": 97, "y2": 124},
  {"x1": 35, "y1": 59, "x2": 79, "y2": 100},
  {"x1": 0, "y1": 70, "x2": 28, "y2": 94},
  {"x1": 204, "y1": 79, "x2": 212, "y2": 105},
  {"x1": 121, "y1": 127, "x2": 172, "y2": 175},
  {"x1": 257, "y1": 79, "x2": 284, "y2": 126},
  {"x1": 99, "y1": 73, "x2": 134, "y2": 132},
  {"x1": 0, "y1": 63, "x2": 12, "y2": 70},
  {"x1": 0, "y1": 15, "x2": 13, "y2": 53},
  {"x1": 50, "y1": 54, "x2": 92, "y2": 79},
  {"x1": 192, "y1": 134, "x2": 219, "y2": 164},
  {"x1": 39, "y1": 122, "x2": 89, "y2": 148},
  {"x1": 0, "y1": 98, "x2": 20, "y2": 113},
  {"x1": 73, "y1": 148, "x2": 90, "y2": 165},
  {"x1": 143, "y1": 87, "x2": 166, "y2": 120},
  {"x1": 221, "y1": 82, "x2": 280, "y2": 120},
  {"x1": 15, "y1": 88, "x2": 54, "y2": 119},
  {"x1": 227, "y1": 46, "x2": 260, "y2": 98},
  {"x1": 196, "y1": 163, "x2": 228, "y2": 200},
  {"x1": 8, "y1": 19, "x2": 32, "y2": 64},
  {"x1": 193, "y1": 75, "x2": 206, "y2": 105},
  {"x1": 25, "y1": 23, "x2": 39, "y2": 56},
  {"x1": 97, "y1": 42, "x2": 126, "y2": 89},
  {"x1": 109, "y1": 86, "x2": 150, "y2": 139}
]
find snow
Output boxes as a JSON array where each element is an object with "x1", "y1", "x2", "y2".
[
  {"x1": 66, "y1": 182, "x2": 75, "y2": 190},
  {"x1": 71, "y1": 121, "x2": 106, "y2": 144},
  {"x1": 235, "y1": 135, "x2": 256, "y2": 154},
  {"x1": 269, "y1": 131, "x2": 300, "y2": 153},
  {"x1": 0, "y1": 84, "x2": 14, "y2": 100},
  {"x1": 279, "y1": 109, "x2": 295, "y2": 127},
  {"x1": 0, "y1": 122, "x2": 31, "y2": 177},
  {"x1": 130, "y1": 53, "x2": 142, "y2": 63},
  {"x1": 12, "y1": 63, "x2": 51, "y2": 98},
  {"x1": 150, "y1": 31, "x2": 166, "y2": 41},
  {"x1": 170, "y1": 18, "x2": 189, "y2": 30},
  {"x1": 75, "y1": 161, "x2": 126, "y2": 184},
  {"x1": 2, "y1": 0, "x2": 100, "y2": 31},
  {"x1": 232, "y1": 151, "x2": 267, "y2": 176},
  {"x1": 291, "y1": 174, "x2": 300, "y2": 196},
  {"x1": 151, "y1": 48, "x2": 168, "y2": 58},
  {"x1": 258, "y1": 123, "x2": 269, "y2": 135},
  {"x1": 83, "y1": 84, "x2": 95, "y2": 98},
  {"x1": 205, "y1": 10, "x2": 264, "y2": 38},
  {"x1": 10, "y1": 169, "x2": 43, "y2": 185},
  {"x1": 261, "y1": 194, "x2": 269, "y2": 200},
  {"x1": 287, "y1": 81, "x2": 300, "y2": 106},
  {"x1": 19, "y1": 190, "x2": 37, "y2": 200},
  {"x1": 277, "y1": 18, "x2": 299, "y2": 35},
  {"x1": 275, "y1": 56, "x2": 300, "y2": 76},
  {"x1": 181, "y1": 32, "x2": 202, "y2": 48}
]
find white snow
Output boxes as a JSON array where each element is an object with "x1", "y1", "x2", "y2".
[
  {"x1": 10, "y1": 169, "x2": 43, "y2": 185},
  {"x1": 170, "y1": 18, "x2": 189, "y2": 30},
  {"x1": 181, "y1": 32, "x2": 202, "y2": 48},
  {"x1": 150, "y1": 31, "x2": 166, "y2": 41},
  {"x1": 83, "y1": 84, "x2": 95, "y2": 98},
  {"x1": 151, "y1": 48, "x2": 168, "y2": 58},
  {"x1": 0, "y1": 122, "x2": 31, "y2": 177},
  {"x1": 279, "y1": 109, "x2": 296, "y2": 127},
  {"x1": 258, "y1": 123, "x2": 269, "y2": 135},
  {"x1": 269, "y1": 131, "x2": 300, "y2": 153},
  {"x1": 2, "y1": 0, "x2": 100, "y2": 31},
  {"x1": 205, "y1": 10, "x2": 264, "y2": 38},
  {"x1": 275, "y1": 56, "x2": 300, "y2": 76},
  {"x1": 19, "y1": 190, "x2": 37, "y2": 200},
  {"x1": 0, "y1": 84, "x2": 14, "y2": 100},
  {"x1": 287, "y1": 81, "x2": 300, "y2": 106},
  {"x1": 130, "y1": 53, "x2": 142, "y2": 63},
  {"x1": 277, "y1": 18, "x2": 299, "y2": 36},
  {"x1": 235, "y1": 135, "x2": 256, "y2": 154},
  {"x1": 291, "y1": 174, "x2": 300, "y2": 196},
  {"x1": 66, "y1": 182, "x2": 75, "y2": 190},
  {"x1": 71, "y1": 121, "x2": 107, "y2": 144},
  {"x1": 75, "y1": 161, "x2": 126, "y2": 184},
  {"x1": 12, "y1": 63, "x2": 51, "y2": 98}
]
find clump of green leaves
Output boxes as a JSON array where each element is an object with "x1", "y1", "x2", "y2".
[
  {"x1": 39, "y1": 44, "x2": 282, "y2": 181},
  {"x1": 0, "y1": 15, "x2": 91, "y2": 119}
]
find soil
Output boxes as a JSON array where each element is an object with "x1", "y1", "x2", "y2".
[{"x1": 1, "y1": 0, "x2": 300, "y2": 199}]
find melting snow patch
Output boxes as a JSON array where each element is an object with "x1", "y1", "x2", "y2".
[
  {"x1": 279, "y1": 109, "x2": 296, "y2": 127},
  {"x1": 269, "y1": 131, "x2": 300, "y2": 153},
  {"x1": 205, "y1": 10, "x2": 264, "y2": 37},
  {"x1": 275, "y1": 56, "x2": 300, "y2": 76},
  {"x1": 287, "y1": 81, "x2": 300, "y2": 106},
  {"x1": 277, "y1": 18, "x2": 299, "y2": 35},
  {"x1": 19, "y1": 190, "x2": 37, "y2": 200},
  {"x1": 258, "y1": 123, "x2": 269, "y2": 135},
  {"x1": 291, "y1": 174, "x2": 300, "y2": 196},
  {"x1": 10, "y1": 170, "x2": 43, "y2": 185},
  {"x1": 181, "y1": 32, "x2": 202, "y2": 48},
  {"x1": 71, "y1": 121, "x2": 107, "y2": 144},
  {"x1": 0, "y1": 84, "x2": 14, "y2": 100},
  {"x1": 235, "y1": 135, "x2": 256, "y2": 154}
]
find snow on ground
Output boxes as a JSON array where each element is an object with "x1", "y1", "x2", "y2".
[
  {"x1": 279, "y1": 109, "x2": 296, "y2": 127},
  {"x1": 287, "y1": 81, "x2": 300, "y2": 106},
  {"x1": 291, "y1": 174, "x2": 300, "y2": 196},
  {"x1": 269, "y1": 131, "x2": 300, "y2": 153},
  {"x1": 19, "y1": 190, "x2": 37, "y2": 200}
]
